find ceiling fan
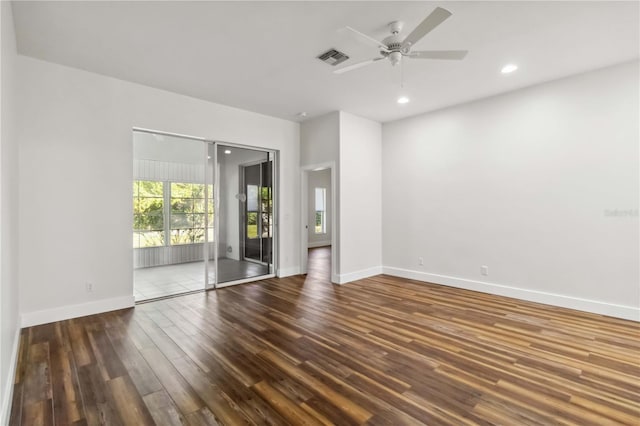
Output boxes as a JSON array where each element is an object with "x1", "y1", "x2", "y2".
[{"x1": 335, "y1": 7, "x2": 467, "y2": 74}]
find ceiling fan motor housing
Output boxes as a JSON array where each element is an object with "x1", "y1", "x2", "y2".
[
  {"x1": 382, "y1": 34, "x2": 405, "y2": 67},
  {"x1": 383, "y1": 34, "x2": 403, "y2": 50}
]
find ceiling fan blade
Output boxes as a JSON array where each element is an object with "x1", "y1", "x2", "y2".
[
  {"x1": 345, "y1": 26, "x2": 390, "y2": 51},
  {"x1": 401, "y1": 7, "x2": 452, "y2": 49},
  {"x1": 333, "y1": 57, "x2": 384, "y2": 74},
  {"x1": 409, "y1": 50, "x2": 468, "y2": 60}
]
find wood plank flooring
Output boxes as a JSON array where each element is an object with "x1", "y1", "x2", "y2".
[{"x1": 9, "y1": 247, "x2": 640, "y2": 425}]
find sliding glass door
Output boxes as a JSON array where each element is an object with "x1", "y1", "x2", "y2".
[
  {"x1": 133, "y1": 130, "x2": 276, "y2": 300},
  {"x1": 133, "y1": 131, "x2": 210, "y2": 301},
  {"x1": 212, "y1": 144, "x2": 275, "y2": 287}
]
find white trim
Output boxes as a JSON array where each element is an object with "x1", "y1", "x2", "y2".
[
  {"x1": 300, "y1": 169, "x2": 309, "y2": 274},
  {"x1": 277, "y1": 266, "x2": 300, "y2": 278},
  {"x1": 133, "y1": 127, "x2": 206, "y2": 142},
  {"x1": 0, "y1": 327, "x2": 20, "y2": 425},
  {"x1": 20, "y1": 295, "x2": 135, "y2": 328},
  {"x1": 336, "y1": 266, "x2": 383, "y2": 285},
  {"x1": 308, "y1": 241, "x2": 331, "y2": 248},
  {"x1": 383, "y1": 267, "x2": 640, "y2": 322}
]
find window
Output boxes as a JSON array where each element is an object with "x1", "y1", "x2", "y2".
[
  {"x1": 246, "y1": 184, "x2": 273, "y2": 240},
  {"x1": 315, "y1": 187, "x2": 326, "y2": 234},
  {"x1": 170, "y1": 183, "x2": 214, "y2": 245},
  {"x1": 133, "y1": 180, "x2": 213, "y2": 248},
  {"x1": 133, "y1": 181, "x2": 165, "y2": 248}
]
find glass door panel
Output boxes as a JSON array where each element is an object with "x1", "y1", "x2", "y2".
[
  {"x1": 132, "y1": 130, "x2": 208, "y2": 301},
  {"x1": 214, "y1": 144, "x2": 275, "y2": 286},
  {"x1": 206, "y1": 142, "x2": 216, "y2": 288}
]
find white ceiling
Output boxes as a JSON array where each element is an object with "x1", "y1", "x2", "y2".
[{"x1": 11, "y1": 1, "x2": 639, "y2": 123}]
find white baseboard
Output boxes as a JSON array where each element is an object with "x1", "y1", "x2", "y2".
[
  {"x1": 277, "y1": 266, "x2": 300, "y2": 278},
  {"x1": 21, "y1": 295, "x2": 135, "y2": 328},
  {"x1": 1, "y1": 327, "x2": 21, "y2": 425},
  {"x1": 383, "y1": 266, "x2": 639, "y2": 322},
  {"x1": 336, "y1": 266, "x2": 383, "y2": 285},
  {"x1": 308, "y1": 241, "x2": 331, "y2": 248}
]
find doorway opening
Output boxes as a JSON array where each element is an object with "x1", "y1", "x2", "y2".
[
  {"x1": 306, "y1": 246, "x2": 332, "y2": 283},
  {"x1": 300, "y1": 163, "x2": 337, "y2": 282}
]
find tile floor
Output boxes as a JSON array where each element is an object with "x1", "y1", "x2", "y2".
[{"x1": 134, "y1": 258, "x2": 269, "y2": 301}]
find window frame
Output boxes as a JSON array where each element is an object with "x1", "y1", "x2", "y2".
[
  {"x1": 133, "y1": 179, "x2": 213, "y2": 248},
  {"x1": 169, "y1": 182, "x2": 213, "y2": 246}
]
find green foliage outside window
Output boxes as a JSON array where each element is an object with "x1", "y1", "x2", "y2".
[
  {"x1": 133, "y1": 180, "x2": 213, "y2": 248},
  {"x1": 133, "y1": 181, "x2": 165, "y2": 248},
  {"x1": 246, "y1": 186, "x2": 272, "y2": 240},
  {"x1": 170, "y1": 182, "x2": 213, "y2": 245},
  {"x1": 247, "y1": 212, "x2": 258, "y2": 239},
  {"x1": 261, "y1": 187, "x2": 273, "y2": 238}
]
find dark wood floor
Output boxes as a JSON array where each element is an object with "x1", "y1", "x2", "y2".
[{"x1": 9, "y1": 246, "x2": 640, "y2": 425}]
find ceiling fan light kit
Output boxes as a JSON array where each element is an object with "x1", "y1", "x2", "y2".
[
  {"x1": 334, "y1": 7, "x2": 468, "y2": 74},
  {"x1": 388, "y1": 51, "x2": 403, "y2": 66}
]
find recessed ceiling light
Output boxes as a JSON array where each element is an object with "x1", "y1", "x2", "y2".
[
  {"x1": 397, "y1": 96, "x2": 410, "y2": 104},
  {"x1": 501, "y1": 64, "x2": 518, "y2": 74},
  {"x1": 224, "y1": 149, "x2": 231, "y2": 155}
]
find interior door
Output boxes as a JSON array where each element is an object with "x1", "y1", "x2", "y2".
[{"x1": 242, "y1": 160, "x2": 272, "y2": 263}]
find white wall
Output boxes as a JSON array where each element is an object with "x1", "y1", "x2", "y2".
[
  {"x1": 133, "y1": 131, "x2": 204, "y2": 165},
  {"x1": 382, "y1": 61, "x2": 640, "y2": 320},
  {"x1": 17, "y1": 55, "x2": 300, "y2": 327},
  {"x1": 338, "y1": 112, "x2": 382, "y2": 282},
  {"x1": 299, "y1": 111, "x2": 383, "y2": 283},
  {"x1": 0, "y1": 1, "x2": 20, "y2": 422},
  {"x1": 300, "y1": 111, "x2": 340, "y2": 167},
  {"x1": 308, "y1": 169, "x2": 332, "y2": 247}
]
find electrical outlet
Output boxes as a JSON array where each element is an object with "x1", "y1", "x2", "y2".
[
  {"x1": 86, "y1": 282, "x2": 93, "y2": 293},
  {"x1": 481, "y1": 266, "x2": 489, "y2": 276},
  {"x1": 418, "y1": 257, "x2": 424, "y2": 266}
]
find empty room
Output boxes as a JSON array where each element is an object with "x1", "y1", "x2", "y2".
[{"x1": 1, "y1": 1, "x2": 638, "y2": 425}]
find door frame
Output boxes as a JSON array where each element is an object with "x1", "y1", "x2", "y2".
[
  {"x1": 300, "y1": 162, "x2": 338, "y2": 283},
  {"x1": 131, "y1": 128, "x2": 280, "y2": 293}
]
